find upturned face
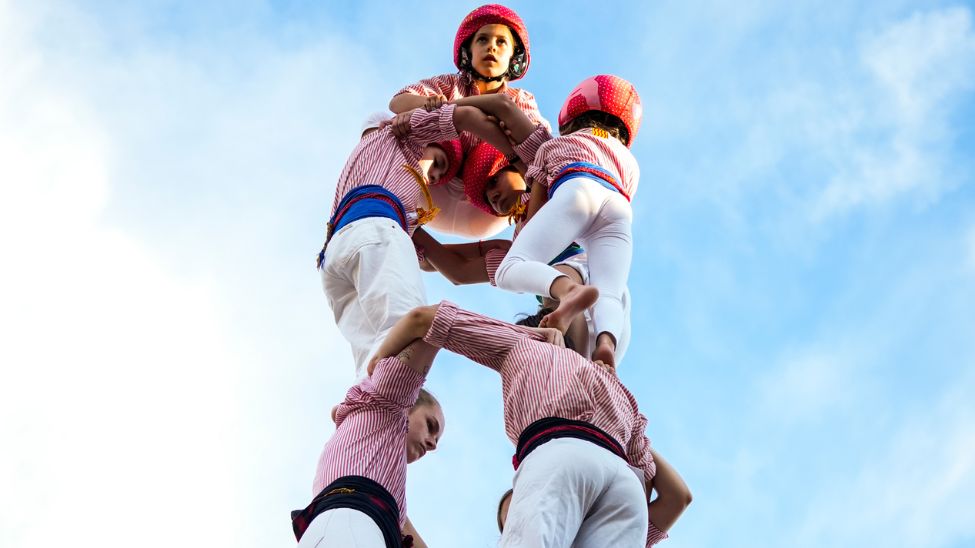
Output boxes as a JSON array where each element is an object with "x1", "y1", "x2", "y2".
[
  {"x1": 485, "y1": 168, "x2": 527, "y2": 215},
  {"x1": 405, "y1": 402, "x2": 444, "y2": 463},
  {"x1": 469, "y1": 24, "x2": 515, "y2": 79},
  {"x1": 418, "y1": 145, "x2": 450, "y2": 185}
]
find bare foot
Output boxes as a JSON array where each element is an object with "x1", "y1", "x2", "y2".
[
  {"x1": 540, "y1": 285, "x2": 599, "y2": 333},
  {"x1": 592, "y1": 334, "x2": 617, "y2": 371}
]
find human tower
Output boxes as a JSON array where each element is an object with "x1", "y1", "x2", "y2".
[{"x1": 292, "y1": 5, "x2": 692, "y2": 547}]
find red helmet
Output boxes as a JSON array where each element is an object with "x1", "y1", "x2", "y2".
[
  {"x1": 462, "y1": 142, "x2": 510, "y2": 215},
  {"x1": 454, "y1": 4, "x2": 530, "y2": 81},
  {"x1": 433, "y1": 139, "x2": 464, "y2": 184},
  {"x1": 558, "y1": 75, "x2": 642, "y2": 147}
]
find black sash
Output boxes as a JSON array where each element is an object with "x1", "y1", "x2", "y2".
[
  {"x1": 290, "y1": 475, "x2": 405, "y2": 547},
  {"x1": 513, "y1": 417, "x2": 626, "y2": 470}
]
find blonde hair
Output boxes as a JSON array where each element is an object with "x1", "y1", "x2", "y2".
[{"x1": 413, "y1": 388, "x2": 439, "y2": 410}]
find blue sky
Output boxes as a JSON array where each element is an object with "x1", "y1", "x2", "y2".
[{"x1": 1, "y1": 1, "x2": 974, "y2": 547}]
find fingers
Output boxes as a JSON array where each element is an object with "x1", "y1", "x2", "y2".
[
  {"x1": 391, "y1": 111, "x2": 414, "y2": 137},
  {"x1": 498, "y1": 120, "x2": 518, "y2": 146},
  {"x1": 423, "y1": 95, "x2": 448, "y2": 112}
]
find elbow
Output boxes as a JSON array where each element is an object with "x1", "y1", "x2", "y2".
[{"x1": 406, "y1": 305, "x2": 437, "y2": 333}]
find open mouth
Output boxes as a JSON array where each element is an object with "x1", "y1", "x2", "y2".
[{"x1": 483, "y1": 54, "x2": 498, "y2": 63}]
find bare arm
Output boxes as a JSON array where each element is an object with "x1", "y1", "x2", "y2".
[
  {"x1": 647, "y1": 449, "x2": 692, "y2": 533},
  {"x1": 366, "y1": 305, "x2": 440, "y2": 375},
  {"x1": 452, "y1": 105, "x2": 526, "y2": 172},
  {"x1": 390, "y1": 93, "x2": 448, "y2": 114},
  {"x1": 452, "y1": 94, "x2": 538, "y2": 143},
  {"x1": 412, "y1": 227, "x2": 508, "y2": 285},
  {"x1": 402, "y1": 516, "x2": 428, "y2": 548}
]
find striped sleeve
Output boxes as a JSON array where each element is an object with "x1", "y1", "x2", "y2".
[
  {"x1": 514, "y1": 124, "x2": 552, "y2": 166},
  {"x1": 408, "y1": 104, "x2": 460, "y2": 146},
  {"x1": 625, "y1": 410, "x2": 657, "y2": 487},
  {"x1": 334, "y1": 357, "x2": 424, "y2": 426},
  {"x1": 483, "y1": 248, "x2": 507, "y2": 286},
  {"x1": 647, "y1": 519, "x2": 670, "y2": 546},
  {"x1": 423, "y1": 300, "x2": 543, "y2": 371}
]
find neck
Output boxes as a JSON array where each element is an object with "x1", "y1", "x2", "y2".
[{"x1": 475, "y1": 79, "x2": 505, "y2": 94}]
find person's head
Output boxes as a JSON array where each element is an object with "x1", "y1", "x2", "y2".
[
  {"x1": 405, "y1": 388, "x2": 445, "y2": 463},
  {"x1": 515, "y1": 308, "x2": 578, "y2": 352},
  {"x1": 454, "y1": 4, "x2": 530, "y2": 83},
  {"x1": 419, "y1": 139, "x2": 463, "y2": 185},
  {"x1": 497, "y1": 488, "x2": 513, "y2": 532},
  {"x1": 463, "y1": 142, "x2": 526, "y2": 217},
  {"x1": 360, "y1": 111, "x2": 392, "y2": 139},
  {"x1": 558, "y1": 74, "x2": 643, "y2": 148}
]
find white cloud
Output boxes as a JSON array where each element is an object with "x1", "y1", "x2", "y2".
[
  {"x1": 0, "y1": 2, "x2": 361, "y2": 546},
  {"x1": 757, "y1": 351, "x2": 855, "y2": 424},
  {"x1": 813, "y1": 7, "x2": 975, "y2": 217},
  {"x1": 793, "y1": 373, "x2": 975, "y2": 547}
]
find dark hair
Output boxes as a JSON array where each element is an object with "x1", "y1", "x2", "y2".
[
  {"x1": 496, "y1": 488, "x2": 513, "y2": 532},
  {"x1": 514, "y1": 308, "x2": 577, "y2": 352},
  {"x1": 559, "y1": 110, "x2": 630, "y2": 146},
  {"x1": 459, "y1": 30, "x2": 527, "y2": 80}
]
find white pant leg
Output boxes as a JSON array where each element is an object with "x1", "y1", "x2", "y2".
[
  {"x1": 571, "y1": 456, "x2": 649, "y2": 548},
  {"x1": 321, "y1": 217, "x2": 427, "y2": 378},
  {"x1": 501, "y1": 438, "x2": 627, "y2": 548},
  {"x1": 495, "y1": 179, "x2": 600, "y2": 297},
  {"x1": 557, "y1": 255, "x2": 632, "y2": 365},
  {"x1": 296, "y1": 508, "x2": 387, "y2": 548},
  {"x1": 576, "y1": 186, "x2": 632, "y2": 345}
]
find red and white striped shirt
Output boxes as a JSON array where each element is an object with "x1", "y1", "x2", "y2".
[
  {"x1": 330, "y1": 105, "x2": 460, "y2": 235},
  {"x1": 395, "y1": 72, "x2": 551, "y2": 155},
  {"x1": 312, "y1": 357, "x2": 425, "y2": 526},
  {"x1": 422, "y1": 301, "x2": 656, "y2": 485},
  {"x1": 516, "y1": 125, "x2": 640, "y2": 199}
]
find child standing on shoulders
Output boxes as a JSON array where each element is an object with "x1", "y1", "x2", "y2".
[{"x1": 443, "y1": 74, "x2": 643, "y2": 370}]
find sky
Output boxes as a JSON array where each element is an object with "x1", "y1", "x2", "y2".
[{"x1": 1, "y1": 0, "x2": 974, "y2": 546}]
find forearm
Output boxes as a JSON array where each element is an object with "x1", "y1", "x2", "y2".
[
  {"x1": 367, "y1": 306, "x2": 439, "y2": 375},
  {"x1": 647, "y1": 449, "x2": 692, "y2": 533},
  {"x1": 413, "y1": 229, "x2": 489, "y2": 285},
  {"x1": 452, "y1": 105, "x2": 518, "y2": 158},
  {"x1": 452, "y1": 95, "x2": 537, "y2": 142},
  {"x1": 389, "y1": 93, "x2": 429, "y2": 113}
]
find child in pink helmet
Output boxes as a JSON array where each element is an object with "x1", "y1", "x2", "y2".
[
  {"x1": 389, "y1": 4, "x2": 551, "y2": 240},
  {"x1": 441, "y1": 75, "x2": 643, "y2": 370}
]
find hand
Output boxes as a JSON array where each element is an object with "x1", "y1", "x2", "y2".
[
  {"x1": 592, "y1": 359, "x2": 617, "y2": 375},
  {"x1": 524, "y1": 327, "x2": 565, "y2": 347},
  {"x1": 498, "y1": 120, "x2": 519, "y2": 146},
  {"x1": 388, "y1": 110, "x2": 418, "y2": 138},
  {"x1": 424, "y1": 94, "x2": 448, "y2": 112}
]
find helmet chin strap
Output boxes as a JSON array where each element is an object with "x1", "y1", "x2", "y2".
[{"x1": 470, "y1": 70, "x2": 506, "y2": 83}]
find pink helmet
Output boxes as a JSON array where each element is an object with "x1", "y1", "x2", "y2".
[
  {"x1": 558, "y1": 75, "x2": 642, "y2": 147},
  {"x1": 454, "y1": 4, "x2": 530, "y2": 81},
  {"x1": 433, "y1": 139, "x2": 464, "y2": 184},
  {"x1": 462, "y1": 142, "x2": 510, "y2": 215}
]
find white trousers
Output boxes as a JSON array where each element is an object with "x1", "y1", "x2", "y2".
[
  {"x1": 320, "y1": 217, "x2": 427, "y2": 378},
  {"x1": 496, "y1": 178, "x2": 633, "y2": 343},
  {"x1": 556, "y1": 255, "x2": 632, "y2": 364},
  {"x1": 296, "y1": 508, "x2": 386, "y2": 548},
  {"x1": 501, "y1": 438, "x2": 649, "y2": 548}
]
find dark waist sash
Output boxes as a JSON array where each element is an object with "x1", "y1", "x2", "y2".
[
  {"x1": 513, "y1": 417, "x2": 627, "y2": 470},
  {"x1": 317, "y1": 185, "x2": 409, "y2": 268},
  {"x1": 549, "y1": 161, "x2": 629, "y2": 202},
  {"x1": 290, "y1": 475, "x2": 405, "y2": 547}
]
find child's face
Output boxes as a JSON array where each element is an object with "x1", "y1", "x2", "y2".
[
  {"x1": 405, "y1": 402, "x2": 444, "y2": 463},
  {"x1": 485, "y1": 169, "x2": 527, "y2": 215},
  {"x1": 470, "y1": 24, "x2": 515, "y2": 79},
  {"x1": 419, "y1": 145, "x2": 450, "y2": 185}
]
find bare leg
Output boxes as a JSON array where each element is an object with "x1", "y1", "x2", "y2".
[{"x1": 592, "y1": 332, "x2": 617, "y2": 371}]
